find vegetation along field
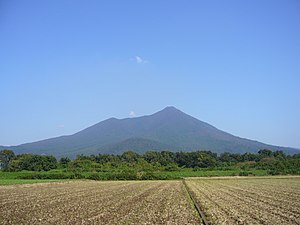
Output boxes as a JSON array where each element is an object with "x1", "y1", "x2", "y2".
[{"x1": 1, "y1": 177, "x2": 299, "y2": 225}]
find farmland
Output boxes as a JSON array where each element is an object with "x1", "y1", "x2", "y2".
[
  {"x1": 0, "y1": 177, "x2": 299, "y2": 225},
  {"x1": 0, "y1": 180, "x2": 200, "y2": 225},
  {"x1": 185, "y1": 177, "x2": 300, "y2": 225}
]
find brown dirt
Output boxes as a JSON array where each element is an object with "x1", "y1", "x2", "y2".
[
  {"x1": 185, "y1": 177, "x2": 300, "y2": 225},
  {"x1": 0, "y1": 180, "x2": 200, "y2": 225}
]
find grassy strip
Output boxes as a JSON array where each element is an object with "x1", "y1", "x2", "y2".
[
  {"x1": 0, "y1": 169, "x2": 269, "y2": 182},
  {"x1": 0, "y1": 179, "x2": 65, "y2": 185},
  {"x1": 157, "y1": 169, "x2": 268, "y2": 178}
]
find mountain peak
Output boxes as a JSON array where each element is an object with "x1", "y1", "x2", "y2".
[
  {"x1": 157, "y1": 106, "x2": 183, "y2": 115},
  {"x1": 152, "y1": 106, "x2": 192, "y2": 121},
  {"x1": 3, "y1": 106, "x2": 299, "y2": 158},
  {"x1": 163, "y1": 106, "x2": 179, "y2": 111}
]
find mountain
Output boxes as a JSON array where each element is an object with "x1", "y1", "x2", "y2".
[{"x1": 1, "y1": 106, "x2": 299, "y2": 158}]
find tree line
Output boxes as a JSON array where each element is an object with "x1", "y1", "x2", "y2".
[{"x1": 1, "y1": 149, "x2": 299, "y2": 175}]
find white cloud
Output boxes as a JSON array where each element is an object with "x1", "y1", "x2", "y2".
[
  {"x1": 129, "y1": 111, "x2": 136, "y2": 117},
  {"x1": 58, "y1": 124, "x2": 65, "y2": 128},
  {"x1": 136, "y1": 56, "x2": 143, "y2": 63},
  {"x1": 134, "y1": 56, "x2": 148, "y2": 64}
]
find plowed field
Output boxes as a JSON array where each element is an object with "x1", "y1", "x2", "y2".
[
  {"x1": 1, "y1": 177, "x2": 299, "y2": 225},
  {"x1": 185, "y1": 177, "x2": 300, "y2": 225},
  {"x1": 0, "y1": 180, "x2": 200, "y2": 225}
]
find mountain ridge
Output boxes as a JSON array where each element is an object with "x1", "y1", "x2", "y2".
[{"x1": 1, "y1": 106, "x2": 299, "y2": 158}]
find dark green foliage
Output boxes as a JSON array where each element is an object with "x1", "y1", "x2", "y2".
[
  {"x1": 17, "y1": 172, "x2": 85, "y2": 179},
  {"x1": 87, "y1": 171, "x2": 174, "y2": 180},
  {"x1": 258, "y1": 149, "x2": 273, "y2": 158},
  {"x1": 0, "y1": 150, "x2": 15, "y2": 171},
  {"x1": 59, "y1": 157, "x2": 71, "y2": 168},
  {"x1": 164, "y1": 163, "x2": 180, "y2": 171},
  {"x1": 67, "y1": 158, "x2": 100, "y2": 172},
  {"x1": 238, "y1": 171, "x2": 252, "y2": 176},
  {"x1": 121, "y1": 151, "x2": 140, "y2": 163},
  {"x1": 143, "y1": 151, "x2": 175, "y2": 166},
  {"x1": 1, "y1": 149, "x2": 300, "y2": 180},
  {"x1": 174, "y1": 151, "x2": 217, "y2": 168},
  {"x1": 8, "y1": 154, "x2": 57, "y2": 171}
]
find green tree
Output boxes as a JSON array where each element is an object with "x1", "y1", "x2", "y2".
[
  {"x1": 67, "y1": 159, "x2": 100, "y2": 172},
  {"x1": 143, "y1": 151, "x2": 162, "y2": 164},
  {"x1": 273, "y1": 150, "x2": 286, "y2": 160},
  {"x1": 8, "y1": 154, "x2": 57, "y2": 171},
  {"x1": 0, "y1": 150, "x2": 15, "y2": 171},
  {"x1": 59, "y1": 157, "x2": 71, "y2": 168},
  {"x1": 197, "y1": 151, "x2": 217, "y2": 168},
  {"x1": 121, "y1": 151, "x2": 140, "y2": 163},
  {"x1": 258, "y1": 149, "x2": 273, "y2": 158}
]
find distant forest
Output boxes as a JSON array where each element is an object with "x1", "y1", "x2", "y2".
[{"x1": 1, "y1": 149, "x2": 300, "y2": 178}]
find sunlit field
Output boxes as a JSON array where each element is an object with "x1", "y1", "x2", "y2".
[{"x1": 1, "y1": 177, "x2": 299, "y2": 224}]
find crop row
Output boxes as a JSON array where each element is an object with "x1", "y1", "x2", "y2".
[
  {"x1": 0, "y1": 180, "x2": 200, "y2": 225},
  {"x1": 185, "y1": 177, "x2": 300, "y2": 225}
]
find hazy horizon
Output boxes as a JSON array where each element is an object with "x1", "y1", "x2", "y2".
[{"x1": 1, "y1": 1, "x2": 300, "y2": 149}]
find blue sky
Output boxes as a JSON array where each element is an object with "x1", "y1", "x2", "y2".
[{"x1": 1, "y1": 0, "x2": 300, "y2": 148}]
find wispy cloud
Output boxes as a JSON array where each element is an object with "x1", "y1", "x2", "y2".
[
  {"x1": 133, "y1": 56, "x2": 148, "y2": 64},
  {"x1": 129, "y1": 111, "x2": 136, "y2": 117},
  {"x1": 58, "y1": 124, "x2": 65, "y2": 128},
  {"x1": 136, "y1": 56, "x2": 143, "y2": 63}
]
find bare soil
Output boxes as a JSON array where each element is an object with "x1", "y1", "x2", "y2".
[
  {"x1": 185, "y1": 177, "x2": 300, "y2": 225},
  {"x1": 0, "y1": 180, "x2": 200, "y2": 225}
]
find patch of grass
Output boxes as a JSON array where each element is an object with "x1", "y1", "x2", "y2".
[
  {"x1": 0, "y1": 179, "x2": 63, "y2": 185},
  {"x1": 0, "y1": 171, "x2": 35, "y2": 179},
  {"x1": 156, "y1": 169, "x2": 268, "y2": 179},
  {"x1": 0, "y1": 168, "x2": 270, "y2": 182}
]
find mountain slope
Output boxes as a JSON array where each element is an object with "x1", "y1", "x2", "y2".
[{"x1": 1, "y1": 106, "x2": 299, "y2": 158}]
